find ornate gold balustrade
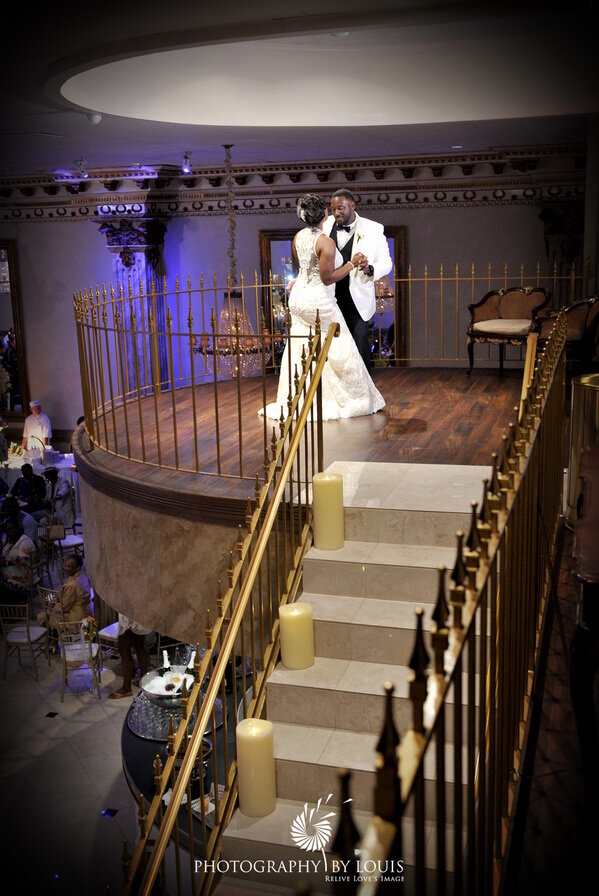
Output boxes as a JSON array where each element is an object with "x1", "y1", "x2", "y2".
[{"x1": 74, "y1": 265, "x2": 581, "y2": 484}]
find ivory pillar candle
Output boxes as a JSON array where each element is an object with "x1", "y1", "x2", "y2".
[
  {"x1": 312, "y1": 471, "x2": 344, "y2": 550},
  {"x1": 279, "y1": 602, "x2": 314, "y2": 669},
  {"x1": 236, "y1": 718, "x2": 276, "y2": 817}
]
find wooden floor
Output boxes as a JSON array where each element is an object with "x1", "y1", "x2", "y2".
[{"x1": 94, "y1": 367, "x2": 523, "y2": 482}]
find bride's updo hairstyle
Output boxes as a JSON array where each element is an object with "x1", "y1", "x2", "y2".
[{"x1": 296, "y1": 193, "x2": 327, "y2": 227}]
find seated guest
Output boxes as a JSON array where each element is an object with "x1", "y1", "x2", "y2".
[
  {"x1": 10, "y1": 463, "x2": 46, "y2": 514},
  {"x1": 0, "y1": 495, "x2": 37, "y2": 542},
  {"x1": 109, "y1": 613, "x2": 152, "y2": 699},
  {"x1": 21, "y1": 399, "x2": 52, "y2": 450},
  {"x1": 0, "y1": 476, "x2": 9, "y2": 496},
  {"x1": 37, "y1": 555, "x2": 92, "y2": 628},
  {"x1": 37, "y1": 467, "x2": 74, "y2": 528},
  {"x1": 0, "y1": 519, "x2": 34, "y2": 602}
]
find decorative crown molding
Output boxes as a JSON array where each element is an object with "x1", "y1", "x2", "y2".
[{"x1": 0, "y1": 146, "x2": 585, "y2": 221}]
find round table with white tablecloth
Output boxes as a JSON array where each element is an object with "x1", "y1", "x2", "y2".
[{"x1": 0, "y1": 453, "x2": 79, "y2": 513}]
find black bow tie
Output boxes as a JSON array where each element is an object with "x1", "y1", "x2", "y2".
[{"x1": 337, "y1": 225, "x2": 353, "y2": 232}]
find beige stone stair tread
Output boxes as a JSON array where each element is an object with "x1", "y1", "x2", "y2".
[
  {"x1": 304, "y1": 592, "x2": 436, "y2": 629},
  {"x1": 273, "y1": 720, "x2": 469, "y2": 784},
  {"x1": 224, "y1": 797, "x2": 372, "y2": 846},
  {"x1": 305, "y1": 540, "x2": 456, "y2": 568},
  {"x1": 269, "y1": 656, "x2": 407, "y2": 696},
  {"x1": 268, "y1": 657, "x2": 478, "y2": 706},
  {"x1": 304, "y1": 461, "x2": 490, "y2": 512}
]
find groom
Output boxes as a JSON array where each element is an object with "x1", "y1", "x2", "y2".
[{"x1": 323, "y1": 189, "x2": 393, "y2": 368}]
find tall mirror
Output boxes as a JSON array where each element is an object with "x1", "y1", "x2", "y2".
[
  {"x1": 0, "y1": 241, "x2": 29, "y2": 419},
  {"x1": 259, "y1": 229, "x2": 299, "y2": 371}
]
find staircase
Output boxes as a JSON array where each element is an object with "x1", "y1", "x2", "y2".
[{"x1": 218, "y1": 460, "x2": 489, "y2": 894}]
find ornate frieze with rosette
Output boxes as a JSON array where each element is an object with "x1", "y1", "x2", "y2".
[{"x1": 0, "y1": 147, "x2": 584, "y2": 222}]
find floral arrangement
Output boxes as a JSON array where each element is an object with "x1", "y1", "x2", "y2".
[{"x1": 81, "y1": 616, "x2": 98, "y2": 642}]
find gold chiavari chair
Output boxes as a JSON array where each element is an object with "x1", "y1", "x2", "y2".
[
  {"x1": 0, "y1": 601, "x2": 50, "y2": 681},
  {"x1": 57, "y1": 619, "x2": 102, "y2": 702}
]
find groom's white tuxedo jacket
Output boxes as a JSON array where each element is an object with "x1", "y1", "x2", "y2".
[{"x1": 323, "y1": 213, "x2": 393, "y2": 321}]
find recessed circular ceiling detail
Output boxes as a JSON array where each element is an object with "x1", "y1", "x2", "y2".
[{"x1": 60, "y1": 26, "x2": 594, "y2": 129}]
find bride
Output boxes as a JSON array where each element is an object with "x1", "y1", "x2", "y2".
[{"x1": 262, "y1": 193, "x2": 385, "y2": 421}]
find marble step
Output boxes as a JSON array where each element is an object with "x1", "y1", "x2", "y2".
[
  {"x1": 266, "y1": 657, "x2": 476, "y2": 736},
  {"x1": 302, "y1": 540, "x2": 456, "y2": 601},
  {"x1": 273, "y1": 720, "x2": 469, "y2": 821},
  {"x1": 222, "y1": 798, "x2": 460, "y2": 894},
  {"x1": 326, "y1": 460, "x2": 489, "y2": 547},
  {"x1": 304, "y1": 591, "x2": 435, "y2": 665}
]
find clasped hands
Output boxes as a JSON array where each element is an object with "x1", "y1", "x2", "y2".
[{"x1": 351, "y1": 253, "x2": 372, "y2": 274}]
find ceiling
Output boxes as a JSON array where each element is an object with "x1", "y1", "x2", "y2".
[{"x1": 1, "y1": 1, "x2": 597, "y2": 178}]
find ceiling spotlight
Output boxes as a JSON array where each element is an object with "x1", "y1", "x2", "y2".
[
  {"x1": 75, "y1": 157, "x2": 89, "y2": 179},
  {"x1": 181, "y1": 152, "x2": 192, "y2": 175},
  {"x1": 451, "y1": 144, "x2": 463, "y2": 149},
  {"x1": 86, "y1": 112, "x2": 102, "y2": 125}
]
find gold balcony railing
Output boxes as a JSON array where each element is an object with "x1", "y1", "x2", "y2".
[
  {"x1": 120, "y1": 319, "x2": 338, "y2": 896},
  {"x1": 74, "y1": 261, "x2": 584, "y2": 482}
]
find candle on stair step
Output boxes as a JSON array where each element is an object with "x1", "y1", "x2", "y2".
[
  {"x1": 236, "y1": 719, "x2": 276, "y2": 817},
  {"x1": 312, "y1": 471, "x2": 344, "y2": 550},
  {"x1": 279, "y1": 602, "x2": 314, "y2": 669}
]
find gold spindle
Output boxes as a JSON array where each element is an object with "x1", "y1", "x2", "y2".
[
  {"x1": 148, "y1": 311, "x2": 162, "y2": 466},
  {"x1": 455, "y1": 262, "x2": 459, "y2": 359},
  {"x1": 167, "y1": 715, "x2": 175, "y2": 757},
  {"x1": 254, "y1": 474, "x2": 261, "y2": 505},
  {"x1": 210, "y1": 308, "x2": 222, "y2": 475},
  {"x1": 451, "y1": 530, "x2": 467, "y2": 599},
  {"x1": 431, "y1": 566, "x2": 450, "y2": 678},
  {"x1": 205, "y1": 608, "x2": 212, "y2": 649},
  {"x1": 166, "y1": 308, "x2": 179, "y2": 468},
  {"x1": 478, "y1": 479, "x2": 492, "y2": 559},
  {"x1": 245, "y1": 497, "x2": 253, "y2": 530},
  {"x1": 237, "y1": 524, "x2": 244, "y2": 560},
  {"x1": 408, "y1": 263, "x2": 413, "y2": 359},
  {"x1": 154, "y1": 753, "x2": 162, "y2": 794},
  {"x1": 233, "y1": 308, "x2": 244, "y2": 477},
  {"x1": 180, "y1": 678, "x2": 188, "y2": 719},
  {"x1": 271, "y1": 426, "x2": 278, "y2": 463},
  {"x1": 440, "y1": 262, "x2": 444, "y2": 359},
  {"x1": 102, "y1": 302, "x2": 119, "y2": 455},
  {"x1": 408, "y1": 608, "x2": 430, "y2": 734},
  {"x1": 129, "y1": 306, "x2": 146, "y2": 463},
  {"x1": 138, "y1": 793, "x2": 148, "y2": 839},
  {"x1": 187, "y1": 296, "x2": 200, "y2": 472},
  {"x1": 424, "y1": 263, "x2": 429, "y2": 359},
  {"x1": 464, "y1": 501, "x2": 481, "y2": 590},
  {"x1": 227, "y1": 550, "x2": 234, "y2": 588},
  {"x1": 374, "y1": 681, "x2": 401, "y2": 821}
]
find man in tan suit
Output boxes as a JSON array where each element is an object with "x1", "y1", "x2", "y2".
[{"x1": 39, "y1": 555, "x2": 92, "y2": 628}]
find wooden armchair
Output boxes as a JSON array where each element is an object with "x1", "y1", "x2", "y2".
[
  {"x1": 466, "y1": 286, "x2": 550, "y2": 375},
  {"x1": 538, "y1": 296, "x2": 599, "y2": 371}
]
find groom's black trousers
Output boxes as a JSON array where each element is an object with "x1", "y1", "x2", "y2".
[{"x1": 336, "y1": 293, "x2": 372, "y2": 370}]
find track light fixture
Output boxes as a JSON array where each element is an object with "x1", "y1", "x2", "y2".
[
  {"x1": 75, "y1": 157, "x2": 89, "y2": 179},
  {"x1": 181, "y1": 152, "x2": 191, "y2": 175}
]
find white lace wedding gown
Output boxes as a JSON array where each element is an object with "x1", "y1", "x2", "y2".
[{"x1": 262, "y1": 227, "x2": 385, "y2": 421}]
